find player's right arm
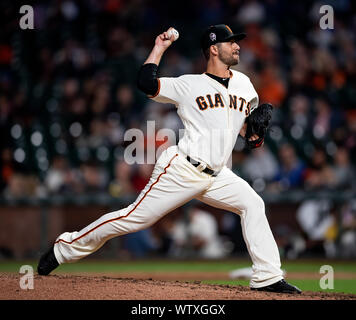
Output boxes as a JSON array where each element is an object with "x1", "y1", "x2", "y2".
[
  {"x1": 137, "y1": 29, "x2": 190, "y2": 105},
  {"x1": 144, "y1": 30, "x2": 174, "y2": 65},
  {"x1": 137, "y1": 30, "x2": 174, "y2": 97}
]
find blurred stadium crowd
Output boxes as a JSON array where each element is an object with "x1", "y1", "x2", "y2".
[{"x1": 0, "y1": 0, "x2": 355, "y2": 259}]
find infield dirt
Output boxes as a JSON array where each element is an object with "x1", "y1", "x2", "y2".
[{"x1": 1, "y1": 272, "x2": 355, "y2": 300}]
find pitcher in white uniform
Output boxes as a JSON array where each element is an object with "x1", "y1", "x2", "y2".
[{"x1": 38, "y1": 25, "x2": 301, "y2": 294}]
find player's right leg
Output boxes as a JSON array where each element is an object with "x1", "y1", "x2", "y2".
[
  {"x1": 38, "y1": 146, "x2": 212, "y2": 274},
  {"x1": 195, "y1": 166, "x2": 301, "y2": 293}
]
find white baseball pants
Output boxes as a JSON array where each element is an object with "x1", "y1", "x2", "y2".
[{"x1": 54, "y1": 145, "x2": 283, "y2": 288}]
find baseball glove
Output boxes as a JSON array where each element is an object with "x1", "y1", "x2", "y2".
[{"x1": 245, "y1": 103, "x2": 273, "y2": 149}]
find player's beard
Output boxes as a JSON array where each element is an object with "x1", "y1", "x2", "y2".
[{"x1": 218, "y1": 50, "x2": 239, "y2": 67}]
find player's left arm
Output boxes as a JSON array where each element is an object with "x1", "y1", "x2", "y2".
[
  {"x1": 244, "y1": 100, "x2": 274, "y2": 149},
  {"x1": 239, "y1": 94, "x2": 258, "y2": 136},
  {"x1": 241, "y1": 83, "x2": 273, "y2": 149}
]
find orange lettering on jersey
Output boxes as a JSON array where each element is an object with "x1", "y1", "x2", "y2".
[
  {"x1": 215, "y1": 94, "x2": 224, "y2": 108},
  {"x1": 206, "y1": 94, "x2": 215, "y2": 108},
  {"x1": 229, "y1": 95, "x2": 237, "y2": 109},
  {"x1": 245, "y1": 102, "x2": 251, "y2": 116},
  {"x1": 239, "y1": 97, "x2": 246, "y2": 112},
  {"x1": 196, "y1": 96, "x2": 208, "y2": 110}
]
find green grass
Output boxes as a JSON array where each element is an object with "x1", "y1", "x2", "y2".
[
  {"x1": 0, "y1": 260, "x2": 252, "y2": 273},
  {"x1": 1, "y1": 259, "x2": 355, "y2": 273},
  {"x1": 1, "y1": 259, "x2": 355, "y2": 294}
]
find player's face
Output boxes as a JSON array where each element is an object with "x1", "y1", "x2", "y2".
[{"x1": 217, "y1": 40, "x2": 240, "y2": 66}]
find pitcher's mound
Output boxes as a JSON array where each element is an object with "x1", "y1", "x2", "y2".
[{"x1": 1, "y1": 273, "x2": 355, "y2": 300}]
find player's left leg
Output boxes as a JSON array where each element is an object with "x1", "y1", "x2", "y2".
[
  {"x1": 195, "y1": 166, "x2": 284, "y2": 289},
  {"x1": 37, "y1": 146, "x2": 213, "y2": 275}
]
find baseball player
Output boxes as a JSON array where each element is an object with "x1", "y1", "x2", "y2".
[{"x1": 38, "y1": 25, "x2": 301, "y2": 294}]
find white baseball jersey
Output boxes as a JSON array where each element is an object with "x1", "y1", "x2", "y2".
[
  {"x1": 151, "y1": 69, "x2": 259, "y2": 171},
  {"x1": 53, "y1": 68, "x2": 284, "y2": 289}
]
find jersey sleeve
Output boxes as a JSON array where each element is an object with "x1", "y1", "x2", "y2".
[
  {"x1": 248, "y1": 81, "x2": 259, "y2": 114},
  {"x1": 249, "y1": 95, "x2": 259, "y2": 114},
  {"x1": 149, "y1": 76, "x2": 190, "y2": 105}
]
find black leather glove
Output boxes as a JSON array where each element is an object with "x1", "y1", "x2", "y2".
[{"x1": 245, "y1": 103, "x2": 273, "y2": 149}]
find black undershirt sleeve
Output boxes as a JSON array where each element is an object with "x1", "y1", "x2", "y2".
[{"x1": 137, "y1": 63, "x2": 159, "y2": 96}]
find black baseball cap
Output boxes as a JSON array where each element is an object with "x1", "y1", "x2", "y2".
[{"x1": 201, "y1": 24, "x2": 246, "y2": 51}]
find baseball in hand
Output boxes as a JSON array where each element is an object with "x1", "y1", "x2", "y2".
[{"x1": 167, "y1": 28, "x2": 179, "y2": 41}]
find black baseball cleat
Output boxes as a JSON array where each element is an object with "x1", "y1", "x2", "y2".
[
  {"x1": 251, "y1": 279, "x2": 302, "y2": 294},
  {"x1": 37, "y1": 246, "x2": 59, "y2": 275}
]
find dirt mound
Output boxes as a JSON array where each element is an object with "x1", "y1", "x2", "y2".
[{"x1": 1, "y1": 273, "x2": 355, "y2": 300}]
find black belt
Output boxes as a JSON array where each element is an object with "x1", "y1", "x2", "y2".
[{"x1": 186, "y1": 156, "x2": 218, "y2": 177}]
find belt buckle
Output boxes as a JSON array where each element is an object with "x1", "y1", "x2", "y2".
[{"x1": 196, "y1": 162, "x2": 207, "y2": 172}]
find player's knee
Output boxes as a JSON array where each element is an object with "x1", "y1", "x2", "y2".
[
  {"x1": 125, "y1": 217, "x2": 154, "y2": 234},
  {"x1": 248, "y1": 194, "x2": 265, "y2": 215},
  {"x1": 256, "y1": 195, "x2": 265, "y2": 212}
]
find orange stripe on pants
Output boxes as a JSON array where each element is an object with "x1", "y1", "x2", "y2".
[{"x1": 54, "y1": 154, "x2": 178, "y2": 245}]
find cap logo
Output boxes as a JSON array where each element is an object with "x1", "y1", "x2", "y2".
[{"x1": 209, "y1": 32, "x2": 216, "y2": 41}]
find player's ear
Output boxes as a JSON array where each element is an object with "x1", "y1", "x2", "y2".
[{"x1": 210, "y1": 44, "x2": 219, "y2": 57}]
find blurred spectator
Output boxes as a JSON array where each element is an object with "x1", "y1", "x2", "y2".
[
  {"x1": 312, "y1": 98, "x2": 332, "y2": 140},
  {"x1": 241, "y1": 146, "x2": 279, "y2": 191},
  {"x1": 331, "y1": 147, "x2": 355, "y2": 189},
  {"x1": 288, "y1": 41, "x2": 311, "y2": 94},
  {"x1": 161, "y1": 108, "x2": 183, "y2": 137},
  {"x1": 170, "y1": 206, "x2": 232, "y2": 259},
  {"x1": 258, "y1": 63, "x2": 286, "y2": 107},
  {"x1": 0, "y1": 148, "x2": 15, "y2": 191},
  {"x1": 235, "y1": 0, "x2": 266, "y2": 25},
  {"x1": 339, "y1": 200, "x2": 356, "y2": 258},
  {"x1": 270, "y1": 143, "x2": 306, "y2": 190},
  {"x1": 122, "y1": 229, "x2": 158, "y2": 258},
  {"x1": 3, "y1": 173, "x2": 26, "y2": 199},
  {"x1": 303, "y1": 147, "x2": 335, "y2": 190},
  {"x1": 87, "y1": 119, "x2": 110, "y2": 149},
  {"x1": 77, "y1": 161, "x2": 108, "y2": 194},
  {"x1": 45, "y1": 155, "x2": 72, "y2": 194},
  {"x1": 90, "y1": 83, "x2": 110, "y2": 117},
  {"x1": 159, "y1": 50, "x2": 192, "y2": 77},
  {"x1": 113, "y1": 84, "x2": 136, "y2": 127},
  {"x1": 198, "y1": 0, "x2": 225, "y2": 25},
  {"x1": 286, "y1": 94, "x2": 311, "y2": 136},
  {"x1": 220, "y1": 211, "x2": 247, "y2": 256},
  {"x1": 3, "y1": 173, "x2": 45, "y2": 200},
  {"x1": 108, "y1": 159, "x2": 135, "y2": 197},
  {"x1": 231, "y1": 145, "x2": 247, "y2": 169},
  {"x1": 296, "y1": 199, "x2": 338, "y2": 258},
  {"x1": 132, "y1": 163, "x2": 154, "y2": 193},
  {"x1": 106, "y1": 113, "x2": 124, "y2": 145},
  {"x1": 240, "y1": 23, "x2": 269, "y2": 62}
]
